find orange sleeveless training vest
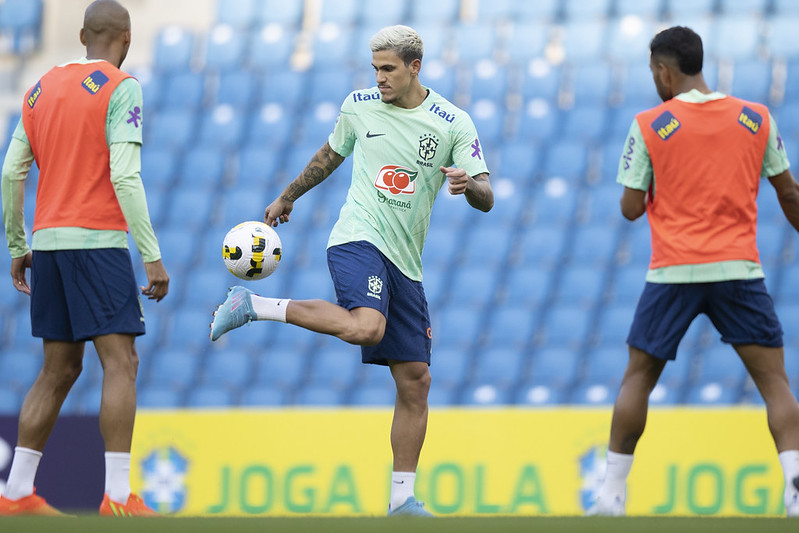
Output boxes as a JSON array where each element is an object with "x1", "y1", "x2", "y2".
[
  {"x1": 22, "y1": 61, "x2": 131, "y2": 233},
  {"x1": 635, "y1": 96, "x2": 770, "y2": 269}
]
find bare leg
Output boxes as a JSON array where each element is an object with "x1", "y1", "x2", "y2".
[
  {"x1": 93, "y1": 334, "x2": 139, "y2": 452},
  {"x1": 286, "y1": 301, "x2": 386, "y2": 346},
  {"x1": 388, "y1": 361, "x2": 431, "y2": 472},
  {"x1": 608, "y1": 346, "x2": 667, "y2": 454},
  {"x1": 17, "y1": 340, "x2": 84, "y2": 451},
  {"x1": 734, "y1": 344, "x2": 799, "y2": 451}
]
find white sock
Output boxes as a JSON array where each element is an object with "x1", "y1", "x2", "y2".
[
  {"x1": 779, "y1": 450, "x2": 799, "y2": 493},
  {"x1": 251, "y1": 295, "x2": 290, "y2": 322},
  {"x1": 3, "y1": 447, "x2": 42, "y2": 500},
  {"x1": 104, "y1": 452, "x2": 131, "y2": 504},
  {"x1": 599, "y1": 451, "x2": 634, "y2": 498},
  {"x1": 389, "y1": 471, "x2": 416, "y2": 510}
]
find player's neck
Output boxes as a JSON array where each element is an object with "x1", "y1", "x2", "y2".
[{"x1": 392, "y1": 82, "x2": 428, "y2": 110}]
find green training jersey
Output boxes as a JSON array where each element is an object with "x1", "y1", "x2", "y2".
[{"x1": 327, "y1": 87, "x2": 489, "y2": 281}]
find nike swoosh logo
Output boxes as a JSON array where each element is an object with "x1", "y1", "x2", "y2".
[{"x1": 366, "y1": 131, "x2": 385, "y2": 138}]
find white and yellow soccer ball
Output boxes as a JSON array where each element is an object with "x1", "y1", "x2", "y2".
[{"x1": 222, "y1": 221, "x2": 282, "y2": 281}]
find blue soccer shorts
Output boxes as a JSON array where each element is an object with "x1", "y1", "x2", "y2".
[
  {"x1": 627, "y1": 279, "x2": 783, "y2": 360},
  {"x1": 327, "y1": 240, "x2": 432, "y2": 366},
  {"x1": 31, "y1": 249, "x2": 145, "y2": 342}
]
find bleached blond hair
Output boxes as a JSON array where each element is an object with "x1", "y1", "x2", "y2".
[{"x1": 369, "y1": 25, "x2": 424, "y2": 65}]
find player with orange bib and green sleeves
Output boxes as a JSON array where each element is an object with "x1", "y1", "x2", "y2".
[
  {"x1": 589, "y1": 26, "x2": 799, "y2": 517},
  {"x1": 0, "y1": 0, "x2": 167, "y2": 518},
  {"x1": 210, "y1": 25, "x2": 493, "y2": 516}
]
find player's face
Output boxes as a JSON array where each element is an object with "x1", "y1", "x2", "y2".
[{"x1": 372, "y1": 50, "x2": 417, "y2": 106}]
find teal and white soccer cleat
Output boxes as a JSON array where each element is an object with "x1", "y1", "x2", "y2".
[
  {"x1": 387, "y1": 497, "x2": 434, "y2": 517},
  {"x1": 210, "y1": 286, "x2": 256, "y2": 341},
  {"x1": 586, "y1": 493, "x2": 626, "y2": 517}
]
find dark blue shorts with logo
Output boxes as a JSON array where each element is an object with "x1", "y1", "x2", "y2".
[
  {"x1": 327, "y1": 240, "x2": 432, "y2": 366},
  {"x1": 627, "y1": 279, "x2": 783, "y2": 361},
  {"x1": 31, "y1": 248, "x2": 145, "y2": 342}
]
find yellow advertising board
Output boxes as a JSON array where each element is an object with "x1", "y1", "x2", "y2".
[{"x1": 130, "y1": 407, "x2": 787, "y2": 517}]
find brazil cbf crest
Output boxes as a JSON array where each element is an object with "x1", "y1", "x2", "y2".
[
  {"x1": 418, "y1": 133, "x2": 439, "y2": 161},
  {"x1": 141, "y1": 446, "x2": 188, "y2": 514}
]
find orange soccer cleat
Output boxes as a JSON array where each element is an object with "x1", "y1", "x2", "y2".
[
  {"x1": 0, "y1": 489, "x2": 68, "y2": 516},
  {"x1": 99, "y1": 493, "x2": 158, "y2": 517}
]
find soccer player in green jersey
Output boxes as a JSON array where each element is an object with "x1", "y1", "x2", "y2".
[{"x1": 211, "y1": 25, "x2": 493, "y2": 516}]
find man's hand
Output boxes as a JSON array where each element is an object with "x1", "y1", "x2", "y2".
[
  {"x1": 264, "y1": 197, "x2": 294, "y2": 227},
  {"x1": 10, "y1": 252, "x2": 32, "y2": 295},
  {"x1": 141, "y1": 259, "x2": 169, "y2": 301}
]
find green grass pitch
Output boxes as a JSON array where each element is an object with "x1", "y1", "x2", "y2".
[{"x1": 2, "y1": 516, "x2": 798, "y2": 533}]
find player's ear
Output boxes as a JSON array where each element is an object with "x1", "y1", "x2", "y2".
[{"x1": 410, "y1": 58, "x2": 421, "y2": 77}]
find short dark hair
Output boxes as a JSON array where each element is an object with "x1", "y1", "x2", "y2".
[{"x1": 649, "y1": 26, "x2": 703, "y2": 76}]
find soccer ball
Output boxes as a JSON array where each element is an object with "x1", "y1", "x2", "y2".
[{"x1": 222, "y1": 221, "x2": 282, "y2": 281}]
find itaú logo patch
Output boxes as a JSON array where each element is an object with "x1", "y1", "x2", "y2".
[{"x1": 374, "y1": 165, "x2": 418, "y2": 195}]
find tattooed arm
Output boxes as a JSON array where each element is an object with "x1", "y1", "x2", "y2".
[
  {"x1": 264, "y1": 142, "x2": 346, "y2": 226},
  {"x1": 440, "y1": 166, "x2": 494, "y2": 212}
]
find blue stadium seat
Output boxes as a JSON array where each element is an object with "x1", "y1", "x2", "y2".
[
  {"x1": 212, "y1": 70, "x2": 257, "y2": 107},
  {"x1": 515, "y1": 0, "x2": 559, "y2": 20},
  {"x1": 244, "y1": 104, "x2": 295, "y2": 151},
  {"x1": 409, "y1": 0, "x2": 459, "y2": 25},
  {"x1": 428, "y1": 384, "x2": 459, "y2": 406},
  {"x1": 542, "y1": 140, "x2": 589, "y2": 181},
  {"x1": 561, "y1": 20, "x2": 607, "y2": 62},
  {"x1": 0, "y1": 349, "x2": 40, "y2": 390},
  {"x1": 569, "y1": 383, "x2": 616, "y2": 405},
  {"x1": 708, "y1": 16, "x2": 761, "y2": 61},
  {"x1": 472, "y1": 347, "x2": 526, "y2": 388},
  {"x1": 580, "y1": 183, "x2": 623, "y2": 225},
  {"x1": 203, "y1": 24, "x2": 246, "y2": 70},
  {"x1": 718, "y1": 0, "x2": 769, "y2": 16},
  {"x1": 350, "y1": 385, "x2": 397, "y2": 406},
  {"x1": 421, "y1": 266, "x2": 448, "y2": 307},
  {"x1": 253, "y1": 348, "x2": 309, "y2": 389},
  {"x1": 256, "y1": 0, "x2": 304, "y2": 27},
  {"x1": 526, "y1": 347, "x2": 580, "y2": 388},
  {"x1": 295, "y1": 104, "x2": 339, "y2": 146},
  {"x1": 620, "y1": 63, "x2": 659, "y2": 107},
  {"x1": 147, "y1": 109, "x2": 196, "y2": 149},
  {"x1": 619, "y1": 220, "x2": 652, "y2": 267},
  {"x1": 247, "y1": 26, "x2": 297, "y2": 70},
  {"x1": 447, "y1": 266, "x2": 500, "y2": 307},
  {"x1": 515, "y1": 383, "x2": 568, "y2": 405},
  {"x1": 319, "y1": 0, "x2": 358, "y2": 25},
  {"x1": 606, "y1": 17, "x2": 655, "y2": 63},
  {"x1": 484, "y1": 307, "x2": 535, "y2": 349},
  {"x1": 766, "y1": 16, "x2": 799, "y2": 58},
  {"x1": 200, "y1": 349, "x2": 254, "y2": 388},
  {"x1": 141, "y1": 147, "x2": 177, "y2": 190},
  {"x1": 453, "y1": 23, "x2": 496, "y2": 63},
  {"x1": 520, "y1": 62, "x2": 562, "y2": 101},
  {"x1": 421, "y1": 227, "x2": 459, "y2": 269},
  {"x1": 648, "y1": 383, "x2": 682, "y2": 405},
  {"x1": 497, "y1": 142, "x2": 541, "y2": 181},
  {"x1": 185, "y1": 385, "x2": 235, "y2": 407},
  {"x1": 431, "y1": 346, "x2": 472, "y2": 390},
  {"x1": 360, "y1": 2, "x2": 407, "y2": 27},
  {"x1": 554, "y1": 266, "x2": 606, "y2": 308},
  {"x1": 306, "y1": 348, "x2": 360, "y2": 389},
  {"x1": 562, "y1": 0, "x2": 611, "y2": 20},
  {"x1": 539, "y1": 304, "x2": 591, "y2": 349},
  {"x1": 606, "y1": 266, "x2": 646, "y2": 304},
  {"x1": 287, "y1": 267, "x2": 335, "y2": 302},
  {"x1": 153, "y1": 26, "x2": 195, "y2": 72},
  {"x1": 470, "y1": 101, "x2": 506, "y2": 143},
  {"x1": 182, "y1": 267, "x2": 232, "y2": 308},
  {"x1": 309, "y1": 69, "x2": 356, "y2": 104},
  {"x1": 461, "y1": 384, "x2": 513, "y2": 406},
  {"x1": 294, "y1": 384, "x2": 346, "y2": 406},
  {"x1": 197, "y1": 104, "x2": 245, "y2": 148},
  {"x1": 502, "y1": 265, "x2": 553, "y2": 308},
  {"x1": 458, "y1": 225, "x2": 513, "y2": 268},
  {"x1": 240, "y1": 385, "x2": 288, "y2": 406},
  {"x1": 516, "y1": 224, "x2": 568, "y2": 268},
  {"x1": 664, "y1": 0, "x2": 715, "y2": 18},
  {"x1": 758, "y1": 221, "x2": 786, "y2": 269},
  {"x1": 505, "y1": 22, "x2": 550, "y2": 63},
  {"x1": 694, "y1": 345, "x2": 747, "y2": 384},
  {"x1": 163, "y1": 188, "x2": 215, "y2": 230},
  {"x1": 432, "y1": 305, "x2": 484, "y2": 349},
  {"x1": 215, "y1": 0, "x2": 258, "y2": 29},
  {"x1": 311, "y1": 26, "x2": 354, "y2": 66},
  {"x1": 161, "y1": 70, "x2": 205, "y2": 108},
  {"x1": 0, "y1": 0, "x2": 42, "y2": 54},
  {"x1": 146, "y1": 348, "x2": 200, "y2": 389},
  {"x1": 219, "y1": 188, "x2": 270, "y2": 231},
  {"x1": 615, "y1": 0, "x2": 662, "y2": 17},
  {"x1": 178, "y1": 146, "x2": 226, "y2": 187},
  {"x1": 568, "y1": 225, "x2": 619, "y2": 264},
  {"x1": 0, "y1": 386, "x2": 21, "y2": 413},
  {"x1": 235, "y1": 145, "x2": 283, "y2": 188},
  {"x1": 570, "y1": 63, "x2": 613, "y2": 105},
  {"x1": 163, "y1": 308, "x2": 214, "y2": 352},
  {"x1": 138, "y1": 385, "x2": 183, "y2": 408},
  {"x1": 685, "y1": 381, "x2": 741, "y2": 404},
  {"x1": 10, "y1": 308, "x2": 39, "y2": 352},
  {"x1": 582, "y1": 347, "x2": 628, "y2": 387}
]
